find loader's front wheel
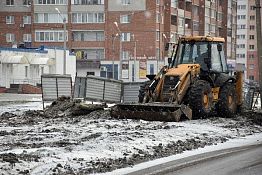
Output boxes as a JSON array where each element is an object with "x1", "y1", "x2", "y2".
[
  {"x1": 216, "y1": 83, "x2": 237, "y2": 118},
  {"x1": 188, "y1": 80, "x2": 213, "y2": 119}
]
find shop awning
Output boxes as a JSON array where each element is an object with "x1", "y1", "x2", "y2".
[
  {"x1": 0, "y1": 55, "x2": 29, "y2": 64},
  {"x1": 30, "y1": 57, "x2": 55, "y2": 65}
]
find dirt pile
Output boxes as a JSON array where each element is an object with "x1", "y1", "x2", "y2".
[
  {"x1": 0, "y1": 97, "x2": 108, "y2": 126},
  {"x1": 43, "y1": 96, "x2": 107, "y2": 118}
]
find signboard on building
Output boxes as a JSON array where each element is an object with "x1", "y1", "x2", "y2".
[
  {"x1": 139, "y1": 60, "x2": 147, "y2": 78},
  {"x1": 122, "y1": 62, "x2": 129, "y2": 79}
]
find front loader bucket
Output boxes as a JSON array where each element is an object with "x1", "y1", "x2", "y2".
[{"x1": 110, "y1": 103, "x2": 192, "y2": 122}]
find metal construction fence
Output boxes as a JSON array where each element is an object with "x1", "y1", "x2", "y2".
[
  {"x1": 41, "y1": 74, "x2": 72, "y2": 108},
  {"x1": 122, "y1": 82, "x2": 143, "y2": 103},
  {"x1": 85, "y1": 76, "x2": 122, "y2": 103},
  {"x1": 42, "y1": 74, "x2": 143, "y2": 105},
  {"x1": 73, "y1": 76, "x2": 142, "y2": 103}
]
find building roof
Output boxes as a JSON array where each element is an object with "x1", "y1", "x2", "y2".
[{"x1": 0, "y1": 55, "x2": 29, "y2": 64}]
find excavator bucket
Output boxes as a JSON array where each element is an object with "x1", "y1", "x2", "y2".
[{"x1": 110, "y1": 103, "x2": 192, "y2": 122}]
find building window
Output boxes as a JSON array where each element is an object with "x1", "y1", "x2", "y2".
[
  {"x1": 121, "y1": 0, "x2": 131, "y2": 5},
  {"x1": 237, "y1": 25, "x2": 246, "y2": 29},
  {"x1": 72, "y1": 13, "x2": 104, "y2": 23},
  {"x1": 36, "y1": 0, "x2": 68, "y2": 4},
  {"x1": 250, "y1": 6, "x2": 256, "y2": 10},
  {"x1": 122, "y1": 51, "x2": 130, "y2": 60},
  {"x1": 72, "y1": 31, "x2": 104, "y2": 41},
  {"x1": 237, "y1": 44, "x2": 245, "y2": 49},
  {"x1": 23, "y1": 0, "x2": 31, "y2": 5},
  {"x1": 250, "y1": 15, "x2": 255, "y2": 20},
  {"x1": 178, "y1": 17, "x2": 184, "y2": 27},
  {"x1": 192, "y1": 5, "x2": 199, "y2": 17},
  {"x1": 75, "y1": 49, "x2": 104, "y2": 60},
  {"x1": 156, "y1": 12, "x2": 161, "y2": 23},
  {"x1": 23, "y1": 34, "x2": 32, "y2": 42},
  {"x1": 35, "y1": 30, "x2": 68, "y2": 42},
  {"x1": 120, "y1": 14, "x2": 131, "y2": 23},
  {"x1": 35, "y1": 13, "x2": 68, "y2": 23},
  {"x1": 236, "y1": 54, "x2": 245, "y2": 58},
  {"x1": 193, "y1": 21, "x2": 199, "y2": 30},
  {"x1": 171, "y1": 0, "x2": 177, "y2": 8},
  {"x1": 249, "y1": 64, "x2": 254, "y2": 70},
  {"x1": 150, "y1": 64, "x2": 154, "y2": 75},
  {"x1": 249, "y1": 45, "x2": 255, "y2": 50},
  {"x1": 249, "y1": 54, "x2": 254, "y2": 59},
  {"x1": 156, "y1": 31, "x2": 160, "y2": 41},
  {"x1": 6, "y1": 0, "x2": 14, "y2": 5},
  {"x1": 249, "y1": 75, "x2": 254, "y2": 80},
  {"x1": 217, "y1": 12, "x2": 223, "y2": 21},
  {"x1": 237, "y1": 34, "x2": 245, "y2": 39},
  {"x1": 237, "y1": 5, "x2": 246, "y2": 9},
  {"x1": 250, "y1": 35, "x2": 255, "y2": 40},
  {"x1": 23, "y1": 16, "x2": 31, "y2": 24},
  {"x1": 6, "y1": 33, "x2": 15, "y2": 42},
  {"x1": 211, "y1": 9, "x2": 216, "y2": 19},
  {"x1": 25, "y1": 66, "x2": 28, "y2": 77},
  {"x1": 237, "y1": 15, "x2": 246, "y2": 20},
  {"x1": 156, "y1": 48, "x2": 160, "y2": 59},
  {"x1": 6, "y1": 16, "x2": 14, "y2": 24},
  {"x1": 171, "y1": 15, "x2": 177, "y2": 26},
  {"x1": 121, "y1": 33, "x2": 131, "y2": 41},
  {"x1": 250, "y1": 25, "x2": 255, "y2": 30},
  {"x1": 73, "y1": 0, "x2": 104, "y2": 5}
]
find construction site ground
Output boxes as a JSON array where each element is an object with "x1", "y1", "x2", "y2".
[{"x1": 0, "y1": 94, "x2": 262, "y2": 175}]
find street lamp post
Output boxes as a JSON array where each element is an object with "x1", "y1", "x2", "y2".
[
  {"x1": 132, "y1": 34, "x2": 137, "y2": 82},
  {"x1": 55, "y1": 8, "x2": 66, "y2": 75},
  {"x1": 112, "y1": 34, "x2": 116, "y2": 79},
  {"x1": 114, "y1": 22, "x2": 122, "y2": 80}
]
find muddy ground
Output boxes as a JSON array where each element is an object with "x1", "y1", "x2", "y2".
[{"x1": 0, "y1": 98, "x2": 262, "y2": 175}]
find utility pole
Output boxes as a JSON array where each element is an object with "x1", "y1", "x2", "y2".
[
  {"x1": 112, "y1": 34, "x2": 116, "y2": 79},
  {"x1": 114, "y1": 22, "x2": 122, "y2": 80},
  {"x1": 55, "y1": 8, "x2": 66, "y2": 75},
  {"x1": 255, "y1": 0, "x2": 262, "y2": 108}
]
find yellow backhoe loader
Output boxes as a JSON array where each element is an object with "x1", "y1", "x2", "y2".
[{"x1": 111, "y1": 36, "x2": 243, "y2": 122}]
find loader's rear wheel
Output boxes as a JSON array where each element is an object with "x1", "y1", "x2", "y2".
[
  {"x1": 188, "y1": 80, "x2": 213, "y2": 119},
  {"x1": 138, "y1": 80, "x2": 152, "y2": 103},
  {"x1": 217, "y1": 83, "x2": 237, "y2": 118}
]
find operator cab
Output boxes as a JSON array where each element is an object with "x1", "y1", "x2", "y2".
[{"x1": 172, "y1": 36, "x2": 228, "y2": 73}]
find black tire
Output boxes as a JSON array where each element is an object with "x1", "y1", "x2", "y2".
[
  {"x1": 138, "y1": 80, "x2": 152, "y2": 103},
  {"x1": 216, "y1": 83, "x2": 237, "y2": 118},
  {"x1": 188, "y1": 80, "x2": 213, "y2": 119}
]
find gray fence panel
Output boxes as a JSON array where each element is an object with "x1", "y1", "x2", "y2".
[
  {"x1": 123, "y1": 82, "x2": 143, "y2": 103},
  {"x1": 41, "y1": 74, "x2": 72, "y2": 102},
  {"x1": 57, "y1": 78, "x2": 72, "y2": 97},
  {"x1": 104, "y1": 81, "x2": 122, "y2": 102},
  {"x1": 42, "y1": 77, "x2": 57, "y2": 101},
  {"x1": 86, "y1": 77, "x2": 105, "y2": 101},
  {"x1": 74, "y1": 77, "x2": 86, "y2": 98}
]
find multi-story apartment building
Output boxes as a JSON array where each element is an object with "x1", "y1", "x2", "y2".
[
  {"x1": 0, "y1": 0, "x2": 237, "y2": 82},
  {"x1": 236, "y1": 0, "x2": 260, "y2": 83}
]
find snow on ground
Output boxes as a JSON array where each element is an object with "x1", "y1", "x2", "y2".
[
  {"x1": 0, "y1": 93, "x2": 262, "y2": 175},
  {"x1": 0, "y1": 93, "x2": 43, "y2": 115}
]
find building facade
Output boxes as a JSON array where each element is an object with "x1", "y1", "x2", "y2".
[
  {"x1": 0, "y1": 0, "x2": 237, "y2": 82},
  {"x1": 0, "y1": 47, "x2": 76, "y2": 88},
  {"x1": 236, "y1": 0, "x2": 261, "y2": 83}
]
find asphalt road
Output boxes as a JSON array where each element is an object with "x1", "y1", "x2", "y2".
[
  {"x1": 127, "y1": 143, "x2": 262, "y2": 175},
  {"x1": 166, "y1": 144, "x2": 262, "y2": 175}
]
